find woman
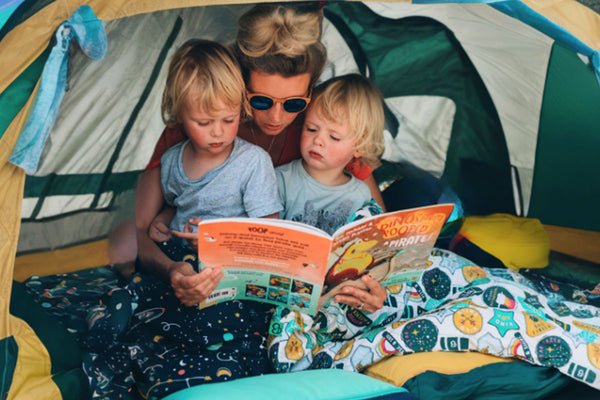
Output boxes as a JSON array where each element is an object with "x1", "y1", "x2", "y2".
[{"x1": 135, "y1": 3, "x2": 386, "y2": 313}]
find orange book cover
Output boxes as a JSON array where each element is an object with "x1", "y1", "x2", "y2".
[{"x1": 196, "y1": 203, "x2": 454, "y2": 315}]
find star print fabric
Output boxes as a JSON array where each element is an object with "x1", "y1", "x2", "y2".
[{"x1": 86, "y1": 241, "x2": 273, "y2": 399}]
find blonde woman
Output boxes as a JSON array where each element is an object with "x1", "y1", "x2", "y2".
[{"x1": 135, "y1": 3, "x2": 386, "y2": 312}]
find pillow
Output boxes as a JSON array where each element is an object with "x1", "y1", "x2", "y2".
[
  {"x1": 364, "y1": 351, "x2": 514, "y2": 387},
  {"x1": 162, "y1": 369, "x2": 415, "y2": 400},
  {"x1": 449, "y1": 213, "x2": 550, "y2": 270}
]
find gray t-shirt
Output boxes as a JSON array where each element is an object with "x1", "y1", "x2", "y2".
[
  {"x1": 276, "y1": 159, "x2": 371, "y2": 235},
  {"x1": 161, "y1": 137, "x2": 282, "y2": 233}
]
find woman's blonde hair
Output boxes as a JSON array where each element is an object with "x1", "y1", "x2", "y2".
[
  {"x1": 236, "y1": 3, "x2": 327, "y2": 84},
  {"x1": 310, "y1": 74, "x2": 386, "y2": 168},
  {"x1": 161, "y1": 39, "x2": 250, "y2": 127}
]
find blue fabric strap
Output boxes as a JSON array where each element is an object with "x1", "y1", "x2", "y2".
[{"x1": 9, "y1": 5, "x2": 106, "y2": 174}]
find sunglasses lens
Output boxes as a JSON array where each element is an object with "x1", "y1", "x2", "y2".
[
  {"x1": 249, "y1": 96, "x2": 273, "y2": 110},
  {"x1": 283, "y1": 98, "x2": 308, "y2": 113}
]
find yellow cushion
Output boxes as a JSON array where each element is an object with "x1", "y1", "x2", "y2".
[
  {"x1": 457, "y1": 214, "x2": 550, "y2": 270},
  {"x1": 364, "y1": 351, "x2": 515, "y2": 387}
]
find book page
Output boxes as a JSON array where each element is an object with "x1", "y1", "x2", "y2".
[
  {"x1": 320, "y1": 204, "x2": 454, "y2": 303},
  {"x1": 195, "y1": 218, "x2": 332, "y2": 315}
]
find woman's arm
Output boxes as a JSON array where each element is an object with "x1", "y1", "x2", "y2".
[
  {"x1": 363, "y1": 174, "x2": 386, "y2": 212},
  {"x1": 135, "y1": 167, "x2": 176, "y2": 282}
]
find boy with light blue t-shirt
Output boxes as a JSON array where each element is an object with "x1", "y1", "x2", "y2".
[{"x1": 270, "y1": 73, "x2": 391, "y2": 372}]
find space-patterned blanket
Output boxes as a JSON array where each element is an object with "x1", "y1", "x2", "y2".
[{"x1": 268, "y1": 248, "x2": 600, "y2": 391}]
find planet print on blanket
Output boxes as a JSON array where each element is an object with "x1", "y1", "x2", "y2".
[
  {"x1": 422, "y1": 268, "x2": 451, "y2": 300},
  {"x1": 537, "y1": 336, "x2": 571, "y2": 368},
  {"x1": 402, "y1": 319, "x2": 437, "y2": 351}
]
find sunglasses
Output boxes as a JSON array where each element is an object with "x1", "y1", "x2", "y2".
[{"x1": 246, "y1": 88, "x2": 312, "y2": 114}]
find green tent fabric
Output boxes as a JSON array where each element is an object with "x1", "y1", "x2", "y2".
[
  {"x1": 0, "y1": 52, "x2": 48, "y2": 142},
  {"x1": 530, "y1": 43, "x2": 600, "y2": 230},
  {"x1": 402, "y1": 360, "x2": 573, "y2": 400},
  {"x1": 9, "y1": 281, "x2": 90, "y2": 399},
  {"x1": 325, "y1": 2, "x2": 514, "y2": 216},
  {"x1": 0, "y1": 336, "x2": 18, "y2": 399}
]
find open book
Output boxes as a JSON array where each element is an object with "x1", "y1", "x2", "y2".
[{"x1": 196, "y1": 203, "x2": 454, "y2": 315}]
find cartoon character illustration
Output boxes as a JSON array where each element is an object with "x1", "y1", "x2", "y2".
[
  {"x1": 269, "y1": 275, "x2": 291, "y2": 289},
  {"x1": 292, "y1": 280, "x2": 313, "y2": 295},
  {"x1": 289, "y1": 295, "x2": 310, "y2": 309},
  {"x1": 245, "y1": 284, "x2": 266, "y2": 298},
  {"x1": 267, "y1": 288, "x2": 289, "y2": 303},
  {"x1": 325, "y1": 239, "x2": 378, "y2": 286}
]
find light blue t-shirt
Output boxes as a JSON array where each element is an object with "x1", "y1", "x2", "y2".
[
  {"x1": 276, "y1": 159, "x2": 371, "y2": 235},
  {"x1": 161, "y1": 137, "x2": 282, "y2": 233}
]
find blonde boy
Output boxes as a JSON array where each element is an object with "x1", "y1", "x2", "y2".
[
  {"x1": 269, "y1": 73, "x2": 387, "y2": 373},
  {"x1": 89, "y1": 39, "x2": 282, "y2": 399},
  {"x1": 276, "y1": 73, "x2": 385, "y2": 234},
  {"x1": 159, "y1": 39, "x2": 281, "y2": 244},
  {"x1": 146, "y1": 39, "x2": 282, "y2": 284}
]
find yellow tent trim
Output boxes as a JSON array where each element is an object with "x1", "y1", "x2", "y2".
[
  {"x1": 14, "y1": 240, "x2": 112, "y2": 282},
  {"x1": 544, "y1": 224, "x2": 600, "y2": 264},
  {"x1": 7, "y1": 316, "x2": 60, "y2": 400},
  {"x1": 0, "y1": 161, "x2": 25, "y2": 338},
  {"x1": 0, "y1": 48, "x2": 59, "y2": 399},
  {"x1": 0, "y1": 68, "x2": 37, "y2": 336}
]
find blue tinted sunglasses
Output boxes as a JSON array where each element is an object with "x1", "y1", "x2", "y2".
[{"x1": 246, "y1": 88, "x2": 312, "y2": 114}]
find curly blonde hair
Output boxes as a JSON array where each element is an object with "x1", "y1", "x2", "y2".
[
  {"x1": 161, "y1": 39, "x2": 250, "y2": 127},
  {"x1": 310, "y1": 74, "x2": 386, "y2": 169},
  {"x1": 236, "y1": 3, "x2": 327, "y2": 84}
]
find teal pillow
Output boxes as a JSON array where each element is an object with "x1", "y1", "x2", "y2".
[{"x1": 162, "y1": 369, "x2": 411, "y2": 400}]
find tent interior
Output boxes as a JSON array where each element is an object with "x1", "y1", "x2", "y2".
[{"x1": 1, "y1": 1, "x2": 599, "y2": 399}]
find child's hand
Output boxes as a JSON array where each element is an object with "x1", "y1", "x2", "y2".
[
  {"x1": 169, "y1": 262, "x2": 223, "y2": 306},
  {"x1": 171, "y1": 218, "x2": 202, "y2": 251},
  {"x1": 149, "y1": 220, "x2": 171, "y2": 242}
]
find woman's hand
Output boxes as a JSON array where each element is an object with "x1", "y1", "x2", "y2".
[
  {"x1": 169, "y1": 261, "x2": 223, "y2": 306},
  {"x1": 334, "y1": 274, "x2": 387, "y2": 313},
  {"x1": 171, "y1": 218, "x2": 202, "y2": 251}
]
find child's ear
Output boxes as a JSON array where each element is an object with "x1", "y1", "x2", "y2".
[{"x1": 353, "y1": 150, "x2": 362, "y2": 160}]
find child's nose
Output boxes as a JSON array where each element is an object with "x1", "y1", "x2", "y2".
[
  {"x1": 314, "y1": 132, "x2": 325, "y2": 146},
  {"x1": 212, "y1": 122, "x2": 225, "y2": 137}
]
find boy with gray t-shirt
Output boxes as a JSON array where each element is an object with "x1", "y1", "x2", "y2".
[{"x1": 161, "y1": 137, "x2": 282, "y2": 250}]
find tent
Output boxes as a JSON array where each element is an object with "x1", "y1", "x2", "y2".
[{"x1": 1, "y1": 1, "x2": 599, "y2": 399}]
